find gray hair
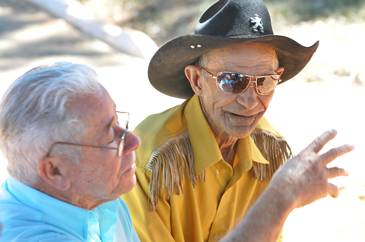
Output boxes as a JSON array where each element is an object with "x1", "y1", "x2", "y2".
[
  {"x1": 195, "y1": 54, "x2": 209, "y2": 67},
  {"x1": 0, "y1": 62, "x2": 105, "y2": 184}
]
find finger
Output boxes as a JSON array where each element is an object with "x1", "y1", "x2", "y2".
[
  {"x1": 327, "y1": 183, "x2": 340, "y2": 198},
  {"x1": 319, "y1": 144, "x2": 354, "y2": 165},
  {"x1": 327, "y1": 167, "x2": 348, "y2": 179},
  {"x1": 305, "y1": 129, "x2": 337, "y2": 154}
]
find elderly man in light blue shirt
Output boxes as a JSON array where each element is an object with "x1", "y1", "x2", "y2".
[{"x1": 0, "y1": 62, "x2": 140, "y2": 242}]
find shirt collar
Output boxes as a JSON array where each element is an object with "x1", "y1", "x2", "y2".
[
  {"x1": 184, "y1": 95, "x2": 269, "y2": 174},
  {"x1": 235, "y1": 135, "x2": 269, "y2": 173},
  {"x1": 6, "y1": 177, "x2": 118, "y2": 239}
]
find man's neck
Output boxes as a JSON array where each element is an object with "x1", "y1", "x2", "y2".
[
  {"x1": 198, "y1": 97, "x2": 239, "y2": 165},
  {"x1": 33, "y1": 182, "x2": 103, "y2": 210},
  {"x1": 216, "y1": 133, "x2": 238, "y2": 165}
]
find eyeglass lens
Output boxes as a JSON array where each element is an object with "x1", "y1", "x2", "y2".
[
  {"x1": 116, "y1": 112, "x2": 129, "y2": 157},
  {"x1": 217, "y1": 72, "x2": 279, "y2": 95},
  {"x1": 117, "y1": 130, "x2": 126, "y2": 157}
]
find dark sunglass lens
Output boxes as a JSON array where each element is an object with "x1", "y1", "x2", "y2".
[
  {"x1": 217, "y1": 73, "x2": 235, "y2": 92},
  {"x1": 217, "y1": 73, "x2": 249, "y2": 93},
  {"x1": 232, "y1": 74, "x2": 250, "y2": 93},
  {"x1": 256, "y1": 77, "x2": 266, "y2": 86},
  {"x1": 256, "y1": 76, "x2": 278, "y2": 94}
]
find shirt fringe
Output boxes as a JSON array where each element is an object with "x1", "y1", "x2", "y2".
[
  {"x1": 146, "y1": 132, "x2": 205, "y2": 209},
  {"x1": 250, "y1": 129, "x2": 293, "y2": 181},
  {"x1": 146, "y1": 129, "x2": 292, "y2": 209}
]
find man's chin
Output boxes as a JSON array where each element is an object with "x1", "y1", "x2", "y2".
[
  {"x1": 226, "y1": 124, "x2": 257, "y2": 138},
  {"x1": 225, "y1": 113, "x2": 263, "y2": 136},
  {"x1": 107, "y1": 175, "x2": 137, "y2": 200},
  {"x1": 119, "y1": 175, "x2": 137, "y2": 195}
]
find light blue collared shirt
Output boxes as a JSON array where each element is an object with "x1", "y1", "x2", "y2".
[{"x1": 0, "y1": 177, "x2": 140, "y2": 242}]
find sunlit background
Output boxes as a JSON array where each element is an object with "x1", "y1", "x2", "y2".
[{"x1": 0, "y1": 0, "x2": 364, "y2": 241}]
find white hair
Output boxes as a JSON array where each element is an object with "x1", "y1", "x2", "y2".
[{"x1": 0, "y1": 62, "x2": 105, "y2": 185}]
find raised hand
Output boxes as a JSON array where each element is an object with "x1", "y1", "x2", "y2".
[{"x1": 271, "y1": 129, "x2": 354, "y2": 208}]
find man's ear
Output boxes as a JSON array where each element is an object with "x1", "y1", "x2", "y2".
[
  {"x1": 38, "y1": 157, "x2": 71, "y2": 191},
  {"x1": 276, "y1": 67, "x2": 285, "y2": 76},
  {"x1": 184, "y1": 65, "x2": 203, "y2": 95}
]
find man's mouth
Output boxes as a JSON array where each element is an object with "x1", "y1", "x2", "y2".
[
  {"x1": 229, "y1": 112, "x2": 257, "y2": 118},
  {"x1": 226, "y1": 111, "x2": 261, "y2": 126},
  {"x1": 120, "y1": 152, "x2": 136, "y2": 174}
]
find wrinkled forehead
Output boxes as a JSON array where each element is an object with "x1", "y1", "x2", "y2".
[
  {"x1": 66, "y1": 91, "x2": 116, "y2": 139},
  {"x1": 202, "y1": 42, "x2": 279, "y2": 68},
  {"x1": 68, "y1": 90, "x2": 114, "y2": 120}
]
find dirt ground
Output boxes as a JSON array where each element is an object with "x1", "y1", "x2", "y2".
[{"x1": 0, "y1": 0, "x2": 364, "y2": 241}]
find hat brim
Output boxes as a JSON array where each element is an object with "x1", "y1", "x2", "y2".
[{"x1": 148, "y1": 34, "x2": 319, "y2": 99}]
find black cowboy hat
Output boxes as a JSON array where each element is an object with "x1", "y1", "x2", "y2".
[{"x1": 148, "y1": 0, "x2": 319, "y2": 99}]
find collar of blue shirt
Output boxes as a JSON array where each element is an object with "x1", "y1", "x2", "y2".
[{"x1": 0, "y1": 177, "x2": 139, "y2": 241}]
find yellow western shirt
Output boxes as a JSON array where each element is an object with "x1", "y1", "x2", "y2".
[{"x1": 123, "y1": 95, "x2": 290, "y2": 242}]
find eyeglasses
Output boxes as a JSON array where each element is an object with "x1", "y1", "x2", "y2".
[
  {"x1": 46, "y1": 111, "x2": 129, "y2": 157},
  {"x1": 200, "y1": 66, "x2": 282, "y2": 95}
]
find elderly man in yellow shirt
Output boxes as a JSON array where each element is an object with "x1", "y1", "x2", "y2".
[{"x1": 123, "y1": 0, "x2": 352, "y2": 241}]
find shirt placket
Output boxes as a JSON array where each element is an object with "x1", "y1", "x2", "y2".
[
  {"x1": 207, "y1": 157, "x2": 249, "y2": 242},
  {"x1": 87, "y1": 210, "x2": 102, "y2": 242}
]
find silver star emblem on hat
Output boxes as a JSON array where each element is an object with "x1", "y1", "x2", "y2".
[{"x1": 249, "y1": 14, "x2": 264, "y2": 33}]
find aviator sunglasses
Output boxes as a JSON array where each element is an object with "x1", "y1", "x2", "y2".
[{"x1": 200, "y1": 66, "x2": 282, "y2": 95}]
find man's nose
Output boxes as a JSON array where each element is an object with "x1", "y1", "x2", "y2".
[
  {"x1": 122, "y1": 131, "x2": 141, "y2": 154},
  {"x1": 235, "y1": 82, "x2": 260, "y2": 109}
]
